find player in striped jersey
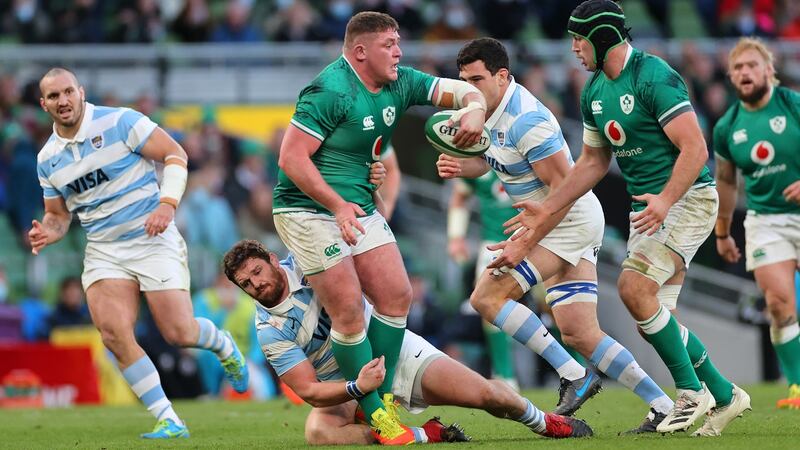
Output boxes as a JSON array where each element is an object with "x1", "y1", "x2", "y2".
[
  {"x1": 222, "y1": 239, "x2": 593, "y2": 445},
  {"x1": 436, "y1": 38, "x2": 673, "y2": 433},
  {"x1": 30, "y1": 68, "x2": 248, "y2": 439}
]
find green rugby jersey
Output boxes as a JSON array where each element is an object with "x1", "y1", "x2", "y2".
[
  {"x1": 273, "y1": 56, "x2": 437, "y2": 215},
  {"x1": 713, "y1": 86, "x2": 800, "y2": 214},
  {"x1": 580, "y1": 47, "x2": 713, "y2": 211},
  {"x1": 462, "y1": 171, "x2": 517, "y2": 243}
]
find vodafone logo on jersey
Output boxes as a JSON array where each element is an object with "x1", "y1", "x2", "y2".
[
  {"x1": 751, "y1": 140, "x2": 775, "y2": 165},
  {"x1": 604, "y1": 120, "x2": 626, "y2": 146}
]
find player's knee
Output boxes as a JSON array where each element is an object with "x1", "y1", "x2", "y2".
[
  {"x1": 161, "y1": 322, "x2": 196, "y2": 347},
  {"x1": 469, "y1": 285, "x2": 502, "y2": 316},
  {"x1": 304, "y1": 423, "x2": 329, "y2": 446},
  {"x1": 98, "y1": 326, "x2": 134, "y2": 354}
]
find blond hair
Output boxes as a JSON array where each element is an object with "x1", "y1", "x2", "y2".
[{"x1": 729, "y1": 37, "x2": 779, "y2": 86}]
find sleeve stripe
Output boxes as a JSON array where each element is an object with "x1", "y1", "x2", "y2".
[
  {"x1": 583, "y1": 122, "x2": 598, "y2": 131},
  {"x1": 657, "y1": 101, "x2": 692, "y2": 125},
  {"x1": 290, "y1": 119, "x2": 324, "y2": 141},
  {"x1": 428, "y1": 78, "x2": 440, "y2": 102}
]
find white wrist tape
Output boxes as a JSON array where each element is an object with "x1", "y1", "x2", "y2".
[
  {"x1": 450, "y1": 101, "x2": 486, "y2": 124},
  {"x1": 160, "y1": 163, "x2": 188, "y2": 208},
  {"x1": 447, "y1": 206, "x2": 470, "y2": 239},
  {"x1": 435, "y1": 78, "x2": 485, "y2": 109}
]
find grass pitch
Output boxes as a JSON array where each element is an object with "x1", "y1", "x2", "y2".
[{"x1": 2, "y1": 383, "x2": 797, "y2": 449}]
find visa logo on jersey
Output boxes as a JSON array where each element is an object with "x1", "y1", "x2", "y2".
[{"x1": 66, "y1": 168, "x2": 109, "y2": 194}]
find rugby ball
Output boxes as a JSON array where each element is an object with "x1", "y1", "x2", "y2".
[{"x1": 424, "y1": 110, "x2": 491, "y2": 158}]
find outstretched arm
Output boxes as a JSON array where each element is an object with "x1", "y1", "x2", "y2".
[
  {"x1": 505, "y1": 143, "x2": 611, "y2": 238},
  {"x1": 280, "y1": 356, "x2": 385, "y2": 408}
]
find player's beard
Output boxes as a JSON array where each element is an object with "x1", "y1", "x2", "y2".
[
  {"x1": 255, "y1": 265, "x2": 286, "y2": 308},
  {"x1": 736, "y1": 76, "x2": 770, "y2": 104}
]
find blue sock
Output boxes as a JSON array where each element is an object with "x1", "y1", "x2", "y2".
[
  {"x1": 590, "y1": 335, "x2": 673, "y2": 414},
  {"x1": 196, "y1": 317, "x2": 234, "y2": 359},
  {"x1": 122, "y1": 355, "x2": 182, "y2": 424},
  {"x1": 493, "y1": 300, "x2": 585, "y2": 380},
  {"x1": 511, "y1": 398, "x2": 546, "y2": 433}
]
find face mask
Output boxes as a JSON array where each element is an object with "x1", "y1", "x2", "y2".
[
  {"x1": 445, "y1": 10, "x2": 469, "y2": 29},
  {"x1": 330, "y1": 1, "x2": 353, "y2": 20},
  {"x1": 16, "y1": 2, "x2": 35, "y2": 22},
  {"x1": 0, "y1": 282, "x2": 8, "y2": 303}
]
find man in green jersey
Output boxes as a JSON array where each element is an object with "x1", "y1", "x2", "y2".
[
  {"x1": 504, "y1": 0, "x2": 749, "y2": 435},
  {"x1": 714, "y1": 37, "x2": 800, "y2": 410},
  {"x1": 273, "y1": 11, "x2": 487, "y2": 444},
  {"x1": 447, "y1": 172, "x2": 520, "y2": 390}
]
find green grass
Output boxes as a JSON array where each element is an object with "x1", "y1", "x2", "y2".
[{"x1": 2, "y1": 383, "x2": 798, "y2": 449}]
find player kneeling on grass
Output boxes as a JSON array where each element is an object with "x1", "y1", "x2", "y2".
[{"x1": 223, "y1": 240, "x2": 593, "y2": 445}]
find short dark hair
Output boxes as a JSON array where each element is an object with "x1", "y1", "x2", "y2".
[
  {"x1": 456, "y1": 38, "x2": 510, "y2": 75},
  {"x1": 39, "y1": 67, "x2": 80, "y2": 95},
  {"x1": 344, "y1": 11, "x2": 399, "y2": 49},
  {"x1": 222, "y1": 240, "x2": 271, "y2": 285}
]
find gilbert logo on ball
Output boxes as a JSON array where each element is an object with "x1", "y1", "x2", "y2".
[
  {"x1": 424, "y1": 110, "x2": 491, "y2": 158},
  {"x1": 751, "y1": 141, "x2": 775, "y2": 165},
  {"x1": 604, "y1": 120, "x2": 626, "y2": 146}
]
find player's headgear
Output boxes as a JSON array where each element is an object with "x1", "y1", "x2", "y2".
[{"x1": 568, "y1": 0, "x2": 630, "y2": 71}]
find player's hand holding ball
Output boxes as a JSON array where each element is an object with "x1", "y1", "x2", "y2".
[{"x1": 425, "y1": 110, "x2": 490, "y2": 158}]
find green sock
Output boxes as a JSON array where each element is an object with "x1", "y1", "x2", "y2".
[
  {"x1": 330, "y1": 330, "x2": 384, "y2": 424},
  {"x1": 638, "y1": 306, "x2": 702, "y2": 391},
  {"x1": 550, "y1": 325, "x2": 586, "y2": 365},
  {"x1": 684, "y1": 327, "x2": 733, "y2": 407},
  {"x1": 367, "y1": 312, "x2": 406, "y2": 395},
  {"x1": 484, "y1": 322, "x2": 515, "y2": 379},
  {"x1": 772, "y1": 323, "x2": 800, "y2": 385}
]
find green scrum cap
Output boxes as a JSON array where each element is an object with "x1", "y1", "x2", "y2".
[{"x1": 567, "y1": 0, "x2": 630, "y2": 71}]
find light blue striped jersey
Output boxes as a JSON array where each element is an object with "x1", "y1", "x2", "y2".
[
  {"x1": 37, "y1": 102, "x2": 159, "y2": 242},
  {"x1": 482, "y1": 78, "x2": 572, "y2": 202},
  {"x1": 255, "y1": 255, "x2": 372, "y2": 380}
]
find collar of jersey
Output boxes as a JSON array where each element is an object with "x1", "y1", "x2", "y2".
[
  {"x1": 341, "y1": 54, "x2": 384, "y2": 95},
  {"x1": 52, "y1": 102, "x2": 94, "y2": 149},
  {"x1": 606, "y1": 44, "x2": 634, "y2": 82},
  {"x1": 256, "y1": 264, "x2": 305, "y2": 316},
  {"x1": 485, "y1": 76, "x2": 517, "y2": 130}
]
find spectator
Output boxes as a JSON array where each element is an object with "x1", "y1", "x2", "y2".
[
  {"x1": 175, "y1": 164, "x2": 239, "y2": 257},
  {"x1": 273, "y1": 0, "x2": 324, "y2": 42},
  {"x1": 112, "y1": 0, "x2": 165, "y2": 43},
  {"x1": 48, "y1": 276, "x2": 91, "y2": 330},
  {"x1": 211, "y1": 0, "x2": 261, "y2": 43},
  {"x1": 479, "y1": 0, "x2": 529, "y2": 40},
  {"x1": 424, "y1": 0, "x2": 479, "y2": 41},
  {"x1": 172, "y1": 0, "x2": 212, "y2": 42}
]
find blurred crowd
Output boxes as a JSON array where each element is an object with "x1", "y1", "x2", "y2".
[
  {"x1": 3, "y1": 0, "x2": 800, "y2": 44},
  {"x1": 4, "y1": 3, "x2": 800, "y2": 396}
]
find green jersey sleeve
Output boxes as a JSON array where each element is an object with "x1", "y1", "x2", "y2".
[
  {"x1": 396, "y1": 66, "x2": 438, "y2": 109},
  {"x1": 290, "y1": 85, "x2": 350, "y2": 141},
  {"x1": 637, "y1": 57, "x2": 694, "y2": 128},
  {"x1": 579, "y1": 80, "x2": 599, "y2": 131}
]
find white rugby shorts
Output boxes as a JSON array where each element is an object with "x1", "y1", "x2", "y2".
[{"x1": 82, "y1": 223, "x2": 190, "y2": 291}]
